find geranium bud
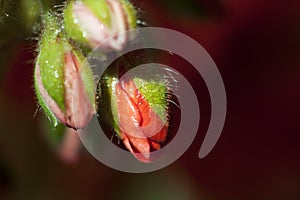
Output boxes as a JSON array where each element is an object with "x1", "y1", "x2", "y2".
[
  {"x1": 64, "y1": 0, "x2": 137, "y2": 51},
  {"x1": 19, "y1": 0, "x2": 43, "y2": 33},
  {"x1": 34, "y1": 14, "x2": 95, "y2": 129},
  {"x1": 98, "y1": 75, "x2": 169, "y2": 162}
]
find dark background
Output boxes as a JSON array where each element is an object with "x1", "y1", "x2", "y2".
[{"x1": 1, "y1": 0, "x2": 300, "y2": 199}]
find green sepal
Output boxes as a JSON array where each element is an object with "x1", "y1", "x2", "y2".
[
  {"x1": 97, "y1": 75, "x2": 120, "y2": 135},
  {"x1": 120, "y1": 0, "x2": 137, "y2": 29},
  {"x1": 34, "y1": 74, "x2": 60, "y2": 127},
  {"x1": 133, "y1": 78, "x2": 168, "y2": 122},
  {"x1": 64, "y1": 0, "x2": 111, "y2": 49},
  {"x1": 44, "y1": 119, "x2": 66, "y2": 147},
  {"x1": 36, "y1": 13, "x2": 67, "y2": 112},
  {"x1": 64, "y1": 1, "x2": 89, "y2": 48},
  {"x1": 34, "y1": 13, "x2": 66, "y2": 127},
  {"x1": 82, "y1": 0, "x2": 111, "y2": 26},
  {"x1": 19, "y1": 0, "x2": 44, "y2": 33}
]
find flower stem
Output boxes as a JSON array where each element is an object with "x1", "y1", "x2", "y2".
[{"x1": 58, "y1": 128, "x2": 81, "y2": 163}]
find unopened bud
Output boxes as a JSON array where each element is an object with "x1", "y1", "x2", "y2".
[
  {"x1": 64, "y1": 0, "x2": 137, "y2": 51},
  {"x1": 98, "y1": 75, "x2": 169, "y2": 162},
  {"x1": 34, "y1": 14, "x2": 95, "y2": 129}
]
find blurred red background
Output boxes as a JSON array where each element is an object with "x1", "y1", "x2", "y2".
[{"x1": 1, "y1": 0, "x2": 300, "y2": 199}]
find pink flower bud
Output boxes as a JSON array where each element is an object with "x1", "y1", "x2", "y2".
[
  {"x1": 98, "y1": 74, "x2": 169, "y2": 163},
  {"x1": 34, "y1": 14, "x2": 95, "y2": 129},
  {"x1": 116, "y1": 79, "x2": 168, "y2": 162},
  {"x1": 64, "y1": 0, "x2": 137, "y2": 51}
]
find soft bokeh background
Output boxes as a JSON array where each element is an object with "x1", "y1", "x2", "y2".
[{"x1": 1, "y1": 0, "x2": 300, "y2": 199}]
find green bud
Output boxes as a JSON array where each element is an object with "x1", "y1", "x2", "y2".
[
  {"x1": 18, "y1": 0, "x2": 44, "y2": 33},
  {"x1": 64, "y1": 0, "x2": 137, "y2": 50},
  {"x1": 34, "y1": 13, "x2": 95, "y2": 129}
]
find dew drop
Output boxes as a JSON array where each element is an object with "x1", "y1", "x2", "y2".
[
  {"x1": 54, "y1": 70, "x2": 59, "y2": 78},
  {"x1": 54, "y1": 29, "x2": 60, "y2": 35}
]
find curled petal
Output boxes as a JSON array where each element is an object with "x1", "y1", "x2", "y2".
[
  {"x1": 115, "y1": 79, "x2": 168, "y2": 162},
  {"x1": 64, "y1": 52, "x2": 94, "y2": 129}
]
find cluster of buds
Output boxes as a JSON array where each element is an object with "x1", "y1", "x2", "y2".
[
  {"x1": 34, "y1": 0, "x2": 171, "y2": 162},
  {"x1": 35, "y1": 0, "x2": 137, "y2": 129}
]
